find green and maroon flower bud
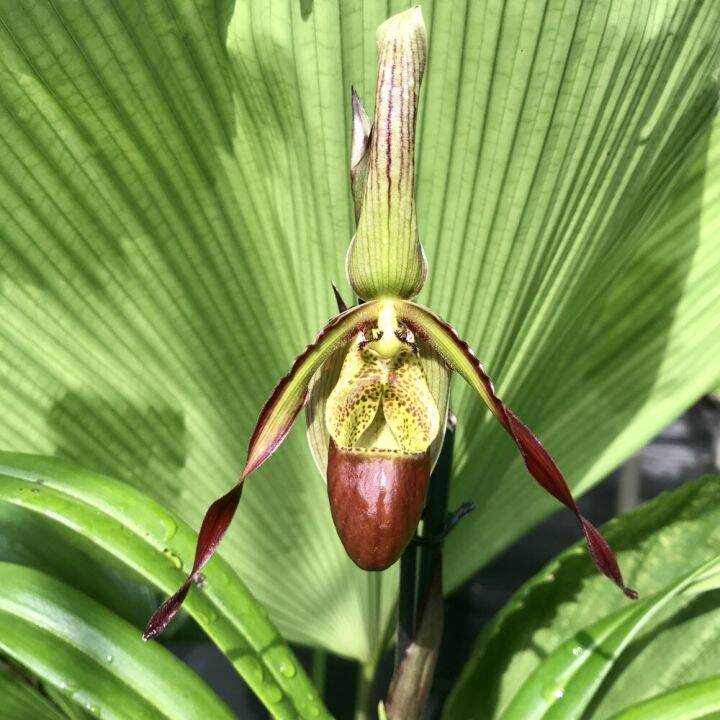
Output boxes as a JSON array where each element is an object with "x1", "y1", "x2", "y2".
[{"x1": 346, "y1": 6, "x2": 428, "y2": 300}]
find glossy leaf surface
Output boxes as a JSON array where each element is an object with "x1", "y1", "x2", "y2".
[
  {"x1": 0, "y1": 499, "x2": 159, "y2": 630},
  {"x1": 608, "y1": 677, "x2": 720, "y2": 720},
  {"x1": 0, "y1": 563, "x2": 235, "y2": 720},
  {"x1": 0, "y1": 454, "x2": 329, "y2": 720},
  {"x1": 499, "y1": 557, "x2": 720, "y2": 720},
  {"x1": 0, "y1": 671, "x2": 67, "y2": 720},
  {"x1": 0, "y1": 1, "x2": 719, "y2": 660},
  {"x1": 445, "y1": 476, "x2": 720, "y2": 719}
]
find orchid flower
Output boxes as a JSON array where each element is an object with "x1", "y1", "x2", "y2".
[{"x1": 144, "y1": 6, "x2": 635, "y2": 641}]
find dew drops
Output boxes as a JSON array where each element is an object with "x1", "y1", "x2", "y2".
[
  {"x1": 637, "y1": 125, "x2": 653, "y2": 144},
  {"x1": 263, "y1": 681, "x2": 283, "y2": 704},
  {"x1": 62, "y1": 680, "x2": 79, "y2": 694},
  {"x1": 202, "y1": 610, "x2": 218, "y2": 625},
  {"x1": 244, "y1": 658, "x2": 264, "y2": 685},
  {"x1": 572, "y1": 646, "x2": 583, "y2": 657},
  {"x1": 162, "y1": 548, "x2": 182, "y2": 569},
  {"x1": 105, "y1": 654, "x2": 113, "y2": 663},
  {"x1": 160, "y1": 516, "x2": 178, "y2": 542},
  {"x1": 278, "y1": 660, "x2": 296, "y2": 678},
  {"x1": 542, "y1": 685, "x2": 566, "y2": 704}
]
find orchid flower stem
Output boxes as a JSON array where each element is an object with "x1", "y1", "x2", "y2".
[
  {"x1": 395, "y1": 536, "x2": 417, "y2": 669},
  {"x1": 418, "y1": 412, "x2": 456, "y2": 608},
  {"x1": 394, "y1": 412, "x2": 457, "y2": 674}
]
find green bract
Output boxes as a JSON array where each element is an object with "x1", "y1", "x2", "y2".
[{"x1": 346, "y1": 8, "x2": 429, "y2": 300}]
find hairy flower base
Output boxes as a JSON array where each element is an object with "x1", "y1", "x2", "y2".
[{"x1": 327, "y1": 441, "x2": 430, "y2": 571}]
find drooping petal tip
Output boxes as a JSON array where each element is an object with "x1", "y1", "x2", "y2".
[
  {"x1": 398, "y1": 300, "x2": 637, "y2": 599},
  {"x1": 143, "y1": 484, "x2": 243, "y2": 639},
  {"x1": 582, "y1": 517, "x2": 638, "y2": 599},
  {"x1": 143, "y1": 582, "x2": 192, "y2": 640}
]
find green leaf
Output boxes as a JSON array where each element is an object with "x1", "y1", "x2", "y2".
[
  {"x1": 0, "y1": 0, "x2": 719, "y2": 662},
  {"x1": 499, "y1": 557, "x2": 720, "y2": 720},
  {"x1": 44, "y1": 685, "x2": 96, "y2": 720},
  {"x1": 608, "y1": 677, "x2": 720, "y2": 720},
  {"x1": 0, "y1": 670, "x2": 67, "y2": 720},
  {"x1": 0, "y1": 563, "x2": 235, "y2": 720},
  {"x1": 0, "y1": 453, "x2": 329, "y2": 720},
  {"x1": 0, "y1": 502, "x2": 159, "y2": 630},
  {"x1": 444, "y1": 476, "x2": 720, "y2": 719}
]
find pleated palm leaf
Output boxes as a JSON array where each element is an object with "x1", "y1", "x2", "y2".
[{"x1": 0, "y1": 0, "x2": 718, "y2": 662}]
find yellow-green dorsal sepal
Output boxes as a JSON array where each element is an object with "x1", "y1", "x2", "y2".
[{"x1": 346, "y1": 6, "x2": 428, "y2": 300}]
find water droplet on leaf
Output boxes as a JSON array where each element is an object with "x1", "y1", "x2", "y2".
[
  {"x1": 263, "y1": 681, "x2": 283, "y2": 704},
  {"x1": 162, "y1": 548, "x2": 182, "y2": 569},
  {"x1": 160, "y1": 516, "x2": 177, "y2": 541},
  {"x1": 244, "y1": 658, "x2": 264, "y2": 684},
  {"x1": 279, "y1": 661, "x2": 296, "y2": 678}
]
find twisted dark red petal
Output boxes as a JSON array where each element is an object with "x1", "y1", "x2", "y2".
[
  {"x1": 402, "y1": 306, "x2": 637, "y2": 600},
  {"x1": 144, "y1": 303, "x2": 381, "y2": 640},
  {"x1": 143, "y1": 485, "x2": 243, "y2": 640},
  {"x1": 503, "y1": 409, "x2": 637, "y2": 599}
]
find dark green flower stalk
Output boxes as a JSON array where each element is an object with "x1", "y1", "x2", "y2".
[{"x1": 144, "y1": 6, "x2": 635, "y2": 642}]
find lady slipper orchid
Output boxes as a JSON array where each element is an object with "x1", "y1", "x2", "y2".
[{"x1": 144, "y1": 6, "x2": 636, "y2": 641}]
